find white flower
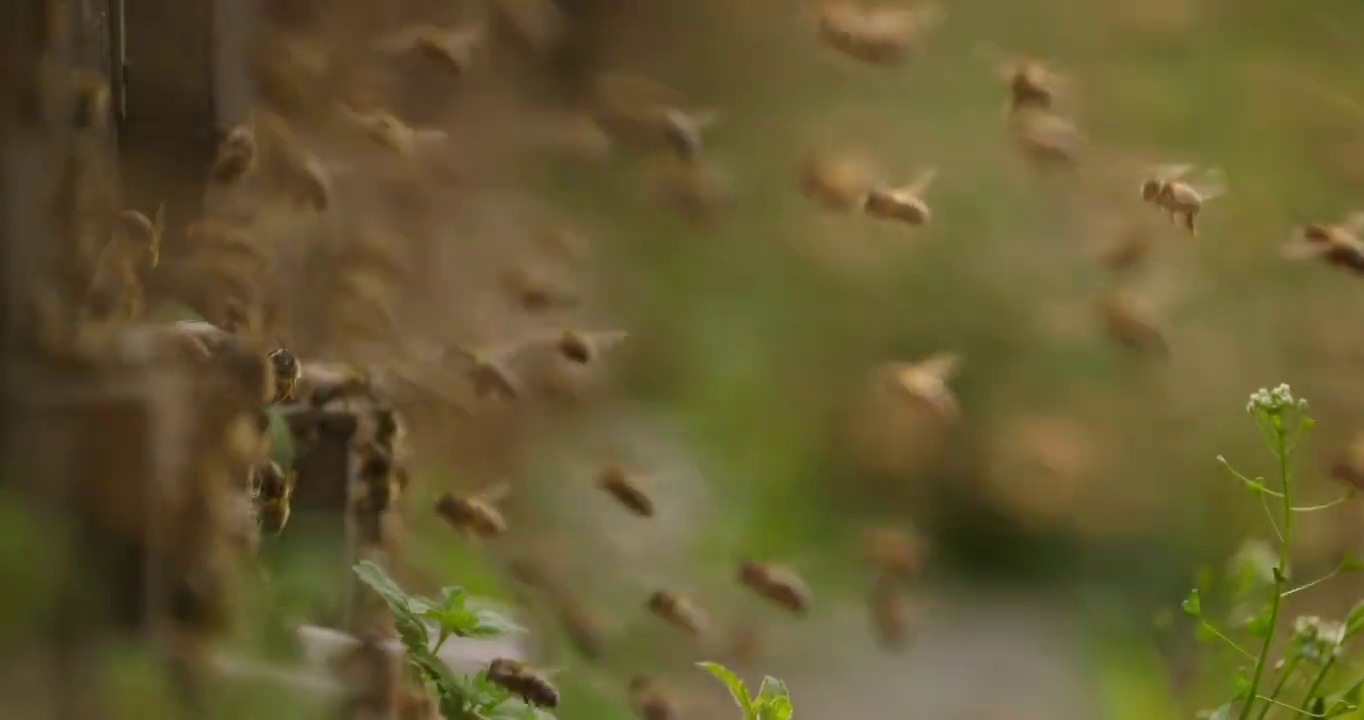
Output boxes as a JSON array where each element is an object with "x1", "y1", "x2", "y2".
[{"x1": 1292, "y1": 615, "x2": 1346, "y2": 664}]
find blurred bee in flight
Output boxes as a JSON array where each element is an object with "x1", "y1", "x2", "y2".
[
  {"x1": 1097, "y1": 285, "x2": 1167, "y2": 356},
  {"x1": 869, "y1": 576, "x2": 913, "y2": 650},
  {"x1": 211, "y1": 119, "x2": 258, "y2": 185},
  {"x1": 1139, "y1": 163, "x2": 1227, "y2": 236},
  {"x1": 800, "y1": 150, "x2": 878, "y2": 212},
  {"x1": 1331, "y1": 431, "x2": 1364, "y2": 493},
  {"x1": 338, "y1": 105, "x2": 449, "y2": 157},
  {"x1": 975, "y1": 44, "x2": 1071, "y2": 118},
  {"x1": 1009, "y1": 107, "x2": 1083, "y2": 170},
  {"x1": 817, "y1": 1, "x2": 944, "y2": 66},
  {"x1": 373, "y1": 23, "x2": 485, "y2": 76},
  {"x1": 435, "y1": 484, "x2": 510, "y2": 540},
  {"x1": 862, "y1": 168, "x2": 938, "y2": 227},
  {"x1": 885, "y1": 352, "x2": 962, "y2": 422},
  {"x1": 485, "y1": 658, "x2": 560, "y2": 708},
  {"x1": 738, "y1": 561, "x2": 812, "y2": 615},
  {"x1": 647, "y1": 589, "x2": 709, "y2": 636},
  {"x1": 861, "y1": 525, "x2": 926, "y2": 581},
  {"x1": 597, "y1": 463, "x2": 655, "y2": 517},
  {"x1": 1280, "y1": 212, "x2": 1364, "y2": 276},
  {"x1": 628, "y1": 675, "x2": 677, "y2": 720}
]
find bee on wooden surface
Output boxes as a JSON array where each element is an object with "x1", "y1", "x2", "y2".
[
  {"x1": 862, "y1": 167, "x2": 938, "y2": 227},
  {"x1": 250, "y1": 460, "x2": 294, "y2": 536},
  {"x1": 268, "y1": 347, "x2": 302, "y2": 403},
  {"x1": 1098, "y1": 286, "x2": 1167, "y2": 356},
  {"x1": 886, "y1": 352, "x2": 962, "y2": 422},
  {"x1": 869, "y1": 575, "x2": 913, "y2": 650},
  {"x1": 374, "y1": 23, "x2": 485, "y2": 75},
  {"x1": 435, "y1": 484, "x2": 510, "y2": 539},
  {"x1": 800, "y1": 151, "x2": 877, "y2": 212},
  {"x1": 1281, "y1": 213, "x2": 1364, "y2": 276},
  {"x1": 211, "y1": 121, "x2": 258, "y2": 184},
  {"x1": 1139, "y1": 163, "x2": 1227, "y2": 236},
  {"x1": 861, "y1": 526, "x2": 926, "y2": 581},
  {"x1": 486, "y1": 658, "x2": 560, "y2": 708},
  {"x1": 1008, "y1": 107, "x2": 1083, "y2": 169},
  {"x1": 738, "y1": 561, "x2": 811, "y2": 615},
  {"x1": 597, "y1": 463, "x2": 655, "y2": 517},
  {"x1": 817, "y1": 1, "x2": 943, "y2": 66},
  {"x1": 1331, "y1": 432, "x2": 1364, "y2": 494},
  {"x1": 72, "y1": 68, "x2": 110, "y2": 129},
  {"x1": 500, "y1": 264, "x2": 581, "y2": 313},
  {"x1": 647, "y1": 590, "x2": 709, "y2": 636},
  {"x1": 628, "y1": 675, "x2": 676, "y2": 720},
  {"x1": 339, "y1": 105, "x2": 448, "y2": 157}
]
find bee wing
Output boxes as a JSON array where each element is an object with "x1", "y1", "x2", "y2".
[
  {"x1": 1150, "y1": 163, "x2": 1195, "y2": 181},
  {"x1": 903, "y1": 167, "x2": 938, "y2": 197},
  {"x1": 1343, "y1": 212, "x2": 1364, "y2": 235},
  {"x1": 914, "y1": 351, "x2": 961, "y2": 382},
  {"x1": 1186, "y1": 167, "x2": 1228, "y2": 202}
]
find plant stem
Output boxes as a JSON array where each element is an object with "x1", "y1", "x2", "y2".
[
  {"x1": 1255, "y1": 656, "x2": 1301, "y2": 720},
  {"x1": 1295, "y1": 657, "x2": 1337, "y2": 718},
  {"x1": 1239, "y1": 428, "x2": 1293, "y2": 720}
]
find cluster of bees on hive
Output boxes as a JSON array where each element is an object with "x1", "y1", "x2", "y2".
[{"x1": 27, "y1": 0, "x2": 1364, "y2": 717}]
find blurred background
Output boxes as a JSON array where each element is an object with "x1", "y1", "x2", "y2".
[{"x1": 4, "y1": 0, "x2": 1364, "y2": 719}]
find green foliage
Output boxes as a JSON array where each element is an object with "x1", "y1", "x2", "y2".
[
  {"x1": 697, "y1": 661, "x2": 793, "y2": 720},
  {"x1": 351, "y1": 562, "x2": 545, "y2": 720},
  {"x1": 1186, "y1": 386, "x2": 1364, "y2": 720}
]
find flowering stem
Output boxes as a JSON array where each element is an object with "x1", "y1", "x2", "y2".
[
  {"x1": 1255, "y1": 656, "x2": 1301, "y2": 720},
  {"x1": 1295, "y1": 657, "x2": 1336, "y2": 719},
  {"x1": 1239, "y1": 426, "x2": 1292, "y2": 720}
]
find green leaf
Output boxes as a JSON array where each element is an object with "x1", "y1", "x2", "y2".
[
  {"x1": 1346, "y1": 600, "x2": 1364, "y2": 638},
  {"x1": 1182, "y1": 589, "x2": 1202, "y2": 619},
  {"x1": 1311, "y1": 698, "x2": 1327, "y2": 717},
  {"x1": 1245, "y1": 604, "x2": 1274, "y2": 639},
  {"x1": 760, "y1": 696, "x2": 794, "y2": 720},
  {"x1": 697, "y1": 661, "x2": 753, "y2": 715},
  {"x1": 466, "y1": 607, "x2": 526, "y2": 638},
  {"x1": 1340, "y1": 551, "x2": 1364, "y2": 574},
  {"x1": 1232, "y1": 668, "x2": 1251, "y2": 701},
  {"x1": 755, "y1": 676, "x2": 792, "y2": 720}
]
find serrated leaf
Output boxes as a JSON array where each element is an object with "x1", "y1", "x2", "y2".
[
  {"x1": 1182, "y1": 589, "x2": 1202, "y2": 619},
  {"x1": 698, "y1": 661, "x2": 753, "y2": 716}
]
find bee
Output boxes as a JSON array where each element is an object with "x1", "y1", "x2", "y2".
[
  {"x1": 597, "y1": 463, "x2": 655, "y2": 517},
  {"x1": 251, "y1": 460, "x2": 294, "y2": 536},
  {"x1": 800, "y1": 151, "x2": 877, "y2": 212},
  {"x1": 862, "y1": 168, "x2": 938, "y2": 227},
  {"x1": 1000, "y1": 57, "x2": 1066, "y2": 115},
  {"x1": 373, "y1": 23, "x2": 485, "y2": 75},
  {"x1": 1139, "y1": 163, "x2": 1227, "y2": 236},
  {"x1": 500, "y1": 264, "x2": 580, "y2": 313},
  {"x1": 485, "y1": 658, "x2": 560, "y2": 708},
  {"x1": 211, "y1": 121, "x2": 258, "y2": 184},
  {"x1": 339, "y1": 105, "x2": 448, "y2": 157},
  {"x1": 817, "y1": 1, "x2": 943, "y2": 66},
  {"x1": 1281, "y1": 213, "x2": 1364, "y2": 276},
  {"x1": 738, "y1": 561, "x2": 811, "y2": 615},
  {"x1": 1098, "y1": 286, "x2": 1167, "y2": 356},
  {"x1": 1009, "y1": 107, "x2": 1083, "y2": 169},
  {"x1": 869, "y1": 576, "x2": 913, "y2": 650},
  {"x1": 1331, "y1": 432, "x2": 1364, "y2": 493},
  {"x1": 646, "y1": 590, "x2": 709, "y2": 636},
  {"x1": 886, "y1": 352, "x2": 962, "y2": 422},
  {"x1": 300, "y1": 361, "x2": 372, "y2": 408},
  {"x1": 648, "y1": 156, "x2": 734, "y2": 224},
  {"x1": 628, "y1": 675, "x2": 676, "y2": 720},
  {"x1": 268, "y1": 347, "x2": 302, "y2": 403},
  {"x1": 1097, "y1": 219, "x2": 1154, "y2": 273},
  {"x1": 861, "y1": 526, "x2": 926, "y2": 581},
  {"x1": 72, "y1": 69, "x2": 111, "y2": 129},
  {"x1": 661, "y1": 108, "x2": 721, "y2": 163},
  {"x1": 435, "y1": 484, "x2": 510, "y2": 539}
]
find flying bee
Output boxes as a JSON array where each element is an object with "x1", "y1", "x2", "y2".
[
  {"x1": 116, "y1": 203, "x2": 166, "y2": 269},
  {"x1": 738, "y1": 561, "x2": 811, "y2": 615},
  {"x1": 817, "y1": 1, "x2": 943, "y2": 66},
  {"x1": 435, "y1": 484, "x2": 510, "y2": 539},
  {"x1": 211, "y1": 121, "x2": 258, "y2": 184},
  {"x1": 485, "y1": 658, "x2": 559, "y2": 708},
  {"x1": 1098, "y1": 286, "x2": 1167, "y2": 356},
  {"x1": 800, "y1": 151, "x2": 877, "y2": 212},
  {"x1": 597, "y1": 463, "x2": 655, "y2": 517},
  {"x1": 339, "y1": 105, "x2": 448, "y2": 157},
  {"x1": 1139, "y1": 163, "x2": 1227, "y2": 236},
  {"x1": 250, "y1": 460, "x2": 294, "y2": 536},
  {"x1": 554, "y1": 328, "x2": 629, "y2": 365},
  {"x1": 373, "y1": 23, "x2": 485, "y2": 75},
  {"x1": 499, "y1": 264, "x2": 581, "y2": 313},
  {"x1": 268, "y1": 347, "x2": 302, "y2": 403},
  {"x1": 886, "y1": 352, "x2": 962, "y2": 422},
  {"x1": 1009, "y1": 107, "x2": 1083, "y2": 169},
  {"x1": 975, "y1": 44, "x2": 1070, "y2": 117},
  {"x1": 862, "y1": 168, "x2": 938, "y2": 227},
  {"x1": 646, "y1": 590, "x2": 709, "y2": 636},
  {"x1": 861, "y1": 526, "x2": 926, "y2": 581},
  {"x1": 1280, "y1": 213, "x2": 1364, "y2": 276},
  {"x1": 628, "y1": 675, "x2": 676, "y2": 720},
  {"x1": 661, "y1": 107, "x2": 721, "y2": 163},
  {"x1": 869, "y1": 575, "x2": 913, "y2": 650}
]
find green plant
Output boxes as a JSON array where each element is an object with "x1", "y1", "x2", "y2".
[
  {"x1": 352, "y1": 561, "x2": 550, "y2": 720},
  {"x1": 1183, "y1": 385, "x2": 1364, "y2": 720},
  {"x1": 697, "y1": 661, "x2": 793, "y2": 720}
]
